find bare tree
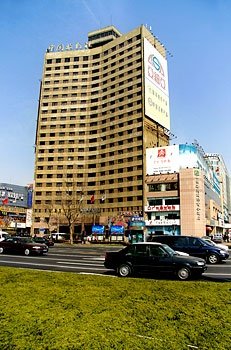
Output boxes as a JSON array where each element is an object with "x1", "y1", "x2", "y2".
[
  {"x1": 60, "y1": 183, "x2": 83, "y2": 245},
  {"x1": 38, "y1": 198, "x2": 58, "y2": 235}
]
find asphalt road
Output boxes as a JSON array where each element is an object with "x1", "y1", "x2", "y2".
[{"x1": 0, "y1": 244, "x2": 231, "y2": 281}]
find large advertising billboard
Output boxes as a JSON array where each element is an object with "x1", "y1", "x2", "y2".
[
  {"x1": 146, "y1": 145, "x2": 180, "y2": 174},
  {"x1": 0, "y1": 183, "x2": 28, "y2": 208},
  {"x1": 144, "y1": 38, "x2": 170, "y2": 130},
  {"x1": 146, "y1": 144, "x2": 211, "y2": 175}
]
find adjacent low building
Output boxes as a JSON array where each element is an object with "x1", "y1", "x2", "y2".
[{"x1": 145, "y1": 144, "x2": 228, "y2": 237}]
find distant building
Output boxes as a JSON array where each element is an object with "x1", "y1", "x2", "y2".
[
  {"x1": 32, "y1": 25, "x2": 171, "y2": 234},
  {"x1": 205, "y1": 153, "x2": 231, "y2": 224},
  {"x1": 0, "y1": 183, "x2": 32, "y2": 234}
]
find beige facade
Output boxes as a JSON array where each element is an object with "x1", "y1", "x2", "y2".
[
  {"x1": 33, "y1": 25, "x2": 169, "y2": 231},
  {"x1": 179, "y1": 168, "x2": 206, "y2": 237},
  {"x1": 145, "y1": 168, "x2": 206, "y2": 237}
]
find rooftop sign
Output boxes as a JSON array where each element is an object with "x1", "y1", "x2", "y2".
[{"x1": 47, "y1": 42, "x2": 89, "y2": 52}]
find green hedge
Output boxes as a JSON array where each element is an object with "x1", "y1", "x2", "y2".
[{"x1": 0, "y1": 267, "x2": 230, "y2": 349}]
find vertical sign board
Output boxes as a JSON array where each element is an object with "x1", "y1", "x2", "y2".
[
  {"x1": 26, "y1": 209, "x2": 32, "y2": 228},
  {"x1": 180, "y1": 168, "x2": 205, "y2": 237},
  {"x1": 144, "y1": 38, "x2": 170, "y2": 130}
]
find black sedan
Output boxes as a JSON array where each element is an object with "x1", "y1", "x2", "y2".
[
  {"x1": 104, "y1": 242, "x2": 207, "y2": 280},
  {"x1": 0, "y1": 236, "x2": 48, "y2": 256},
  {"x1": 33, "y1": 236, "x2": 54, "y2": 247}
]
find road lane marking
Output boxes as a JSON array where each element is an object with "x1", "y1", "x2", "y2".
[
  {"x1": 0, "y1": 255, "x2": 105, "y2": 263},
  {"x1": 0, "y1": 260, "x2": 106, "y2": 270},
  {"x1": 204, "y1": 272, "x2": 231, "y2": 276}
]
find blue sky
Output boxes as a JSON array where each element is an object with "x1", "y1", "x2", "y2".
[{"x1": 0, "y1": 0, "x2": 230, "y2": 185}]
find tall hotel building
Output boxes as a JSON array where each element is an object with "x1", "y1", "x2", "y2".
[{"x1": 33, "y1": 25, "x2": 170, "y2": 231}]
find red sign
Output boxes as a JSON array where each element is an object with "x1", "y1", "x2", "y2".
[{"x1": 157, "y1": 149, "x2": 166, "y2": 158}]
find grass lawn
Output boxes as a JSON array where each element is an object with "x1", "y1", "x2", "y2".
[{"x1": 0, "y1": 267, "x2": 230, "y2": 349}]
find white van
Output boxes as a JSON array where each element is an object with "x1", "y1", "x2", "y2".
[
  {"x1": 51, "y1": 232, "x2": 70, "y2": 242},
  {"x1": 0, "y1": 231, "x2": 10, "y2": 242}
]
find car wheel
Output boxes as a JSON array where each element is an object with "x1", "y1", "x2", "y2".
[
  {"x1": 0, "y1": 247, "x2": 4, "y2": 254},
  {"x1": 24, "y1": 249, "x2": 30, "y2": 256},
  {"x1": 207, "y1": 253, "x2": 219, "y2": 264},
  {"x1": 177, "y1": 267, "x2": 191, "y2": 280},
  {"x1": 118, "y1": 264, "x2": 132, "y2": 277}
]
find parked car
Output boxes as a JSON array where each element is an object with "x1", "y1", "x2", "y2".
[
  {"x1": 0, "y1": 231, "x2": 10, "y2": 242},
  {"x1": 201, "y1": 237, "x2": 229, "y2": 252},
  {"x1": 147, "y1": 235, "x2": 229, "y2": 264},
  {"x1": 33, "y1": 236, "x2": 54, "y2": 247},
  {"x1": 104, "y1": 242, "x2": 207, "y2": 280},
  {"x1": 51, "y1": 232, "x2": 70, "y2": 242},
  {"x1": 0, "y1": 236, "x2": 48, "y2": 256},
  {"x1": 212, "y1": 233, "x2": 223, "y2": 244}
]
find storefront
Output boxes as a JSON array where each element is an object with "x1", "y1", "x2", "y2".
[{"x1": 128, "y1": 216, "x2": 146, "y2": 243}]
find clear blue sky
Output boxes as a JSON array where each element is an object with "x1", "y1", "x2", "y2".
[{"x1": 0, "y1": 0, "x2": 230, "y2": 185}]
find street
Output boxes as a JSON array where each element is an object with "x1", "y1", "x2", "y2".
[{"x1": 0, "y1": 244, "x2": 230, "y2": 281}]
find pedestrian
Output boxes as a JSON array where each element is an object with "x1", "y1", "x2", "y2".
[
  {"x1": 81, "y1": 230, "x2": 87, "y2": 244},
  {"x1": 223, "y1": 232, "x2": 229, "y2": 243}
]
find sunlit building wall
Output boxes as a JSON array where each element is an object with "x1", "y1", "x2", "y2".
[{"x1": 33, "y1": 25, "x2": 170, "y2": 232}]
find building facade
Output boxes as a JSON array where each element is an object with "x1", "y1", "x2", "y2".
[
  {"x1": 32, "y1": 25, "x2": 170, "y2": 233},
  {"x1": 145, "y1": 144, "x2": 227, "y2": 237},
  {"x1": 205, "y1": 153, "x2": 231, "y2": 225}
]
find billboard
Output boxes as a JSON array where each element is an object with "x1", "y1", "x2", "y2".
[
  {"x1": 0, "y1": 183, "x2": 28, "y2": 208},
  {"x1": 146, "y1": 144, "x2": 220, "y2": 194},
  {"x1": 144, "y1": 38, "x2": 170, "y2": 130},
  {"x1": 110, "y1": 225, "x2": 125, "y2": 234},
  {"x1": 146, "y1": 145, "x2": 180, "y2": 175},
  {"x1": 146, "y1": 144, "x2": 211, "y2": 175},
  {"x1": 92, "y1": 225, "x2": 105, "y2": 234}
]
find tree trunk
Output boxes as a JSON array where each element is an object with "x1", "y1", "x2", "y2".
[{"x1": 70, "y1": 223, "x2": 74, "y2": 245}]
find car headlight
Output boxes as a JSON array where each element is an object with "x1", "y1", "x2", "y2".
[
  {"x1": 219, "y1": 250, "x2": 226, "y2": 255},
  {"x1": 196, "y1": 261, "x2": 205, "y2": 266}
]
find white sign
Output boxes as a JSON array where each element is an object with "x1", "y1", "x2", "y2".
[
  {"x1": 145, "y1": 205, "x2": 180, "y2": 212},
  {"x1": 26, "y1": 209, "x2": 32, "y2": 228},
  {"x1": 145, "y1": 219, "x2": 180, "y2": 226},
  {"x1": 146, "y1": 145, "x2": 180, "y2": 175},
  {"x1": 10, "y1": 222, "x2": 26, "y2": 228},
  {"x1": 47, "y1": 42, "x2": 89, "y2": 52},
  {"x1": 144, "y1": 38, "x2": 170, "y2": 130}
]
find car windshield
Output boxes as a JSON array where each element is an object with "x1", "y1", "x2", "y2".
[
  {"x1": 202, "y1": 238, "x2": 215, "y2": 246},
  {"x1": 20, "y1": 237, "x2": 34, "y2": 243},
  {"x1": 162, "y1": 244, "x2": 177, "y2": 256}
]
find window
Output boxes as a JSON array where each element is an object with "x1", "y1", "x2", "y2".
[
  {"x1": 165, "y1": 198, "x2": 180, "y2": 205},
  {"x1": 174, "y1": 237, "x2": 189, "y2": 247},
  {"x1": 148, "y1": 199, "x2": 162, "y2": 206},
  {"x1": 150, "y1": 245, "x2": 167, "y2": 257},
  {"x1": 131, "y1": 245, "x2": 148, "y2": 257}
]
